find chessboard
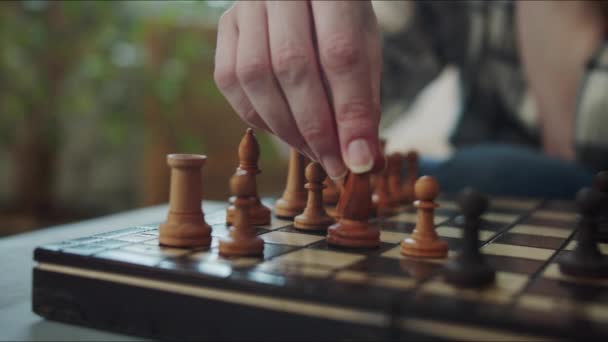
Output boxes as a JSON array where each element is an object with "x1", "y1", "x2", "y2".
[{"x1": 32, "y1": 195, "x2": 608, "y2": 340}]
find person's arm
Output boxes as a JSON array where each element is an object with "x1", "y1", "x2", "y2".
[{"x1": 516, "y1": 1, "x2": 606, "y2": 161}]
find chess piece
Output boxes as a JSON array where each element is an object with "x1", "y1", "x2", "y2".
[
  {"x1": 372, "y1": 167, "x2": 396, "y2": 217},
  {"x1": 159, "y1": 154, "x2": 212, "y2": 248},
  {"x1": 323, "y1": 178, "x2": 340, "y2": 206},
  {"x1": 400, "y1": 176, "x2": 448, "y2": 258},
  {"x1": 275, "y1": 148, "x2": 308, "y2": 218},
  {"x1": 220, "y1": 173, "x2": 264, "y2": 256},
  {"x1": 558, "y1": 187, "x2": 608, "y2": 278},
  {"x1": 402, "y1": 151, "x2": 419, "y2": 205},
  {"x1": 387, "y1": 153, "x2": 405, "y2": 204},
  {"x1": 226, "y1": 128, "x2": 271, "y2": 226},
  {"x1": 294, "y1": 162, "x2": 334, "y2": 230},
  {"x1": 327, "y1": 171, "x2": 380, "y2": 248},
  {"x1": 444, "y1": 188, "x2": 495, "y2": 288},
  {"x1": 326, "y1": 177, "x2": 347, "y2": 220}
]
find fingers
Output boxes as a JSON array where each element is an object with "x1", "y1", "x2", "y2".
[
  {"x1": 234, "y1": 2, "x2": 315, "y2": 159},
  {"x1": 267, "y1": 1, "x2": 346, "y2": 179},
  {"x1": 311, "y1": 1, "x2": 382, "y2": 174},
  {"x1": 214, "y1": 8, "x2": 270, "y2": 132}
]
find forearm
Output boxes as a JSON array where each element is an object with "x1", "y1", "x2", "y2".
[{"x1": 516, "y1": 1, "x2": 605, "y2": 160}]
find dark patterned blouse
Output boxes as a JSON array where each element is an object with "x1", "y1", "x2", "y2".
[{"x1": 380, "y1": 0, "x2": 608, "y2": 171}]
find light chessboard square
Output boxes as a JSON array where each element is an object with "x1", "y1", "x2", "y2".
[
  {"x1": 531, "y1": 210, "x2": 577, "y2": 222},
  {"x1": 482, "y1": 212, "x2": 519, "y2": 224},
  {"x1": 508, "y1": 225, "x2": 572, "y2": 238},
  {"x1": 380, "y1": 231, "x2": 410, "y2": 244},
  {"x1": 388, "y1": 212, "x2": 449, "y2": 224},
  {"x1": 565, "y1": 241, "x2": 608, "y2": 254},
  {"x1": 423, "y1": 272, "x2": 528, "y2": 304},
  {"x1": 481, "y1": 243, "x2": 554, "y2": 261},
  {"x1": 436, "y1": 226, "x2": 495, "y2": 241},
  {"x1": 260, "y1": 231, "x2": 324, "y2": 247},
  {"x1": 542, "y1": 263, "x2": 608, "y2": 286},
  {"x1": 258, "y1": 216, "x2": 293, "y2": 230},
  {"x1": 272, "y1": 249, "x2": 365, "y2": 269},
  {"x1": 490, "y1": 197, "x2": 540, "y2": 211},
  {"x1": 335, "y1": 270, "x2": 417, "y2": 290}
]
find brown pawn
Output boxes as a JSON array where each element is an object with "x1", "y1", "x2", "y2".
[
  {"x1": 327, "y1": 171, "x2": 380, "y2": 248},
  {"x1": 323, "y1": 178, "x2": 340, "y2": 206},
  {"x1": 372, "y1": 167, "x2": 396, "y2": 217},
  {"x1": 402, "y1": 151, "x2": 419, "y2": 205},
  {"x1": 159, "y1": 154, "x2": 212, "y2": 248},
  {"x1": 387, "y1": 153, "x2": 405, "y2": 204},
  {"x1": 400, "y1": 176, "x2": 448, "y2": 258},
  {"x1": 226, "y1": 128, "x2": 271, "y2": 226},
  {"x1": 275, "y1": 148, "x2": 308, "y2": 218},
  {"x1": 220, "y1": 173, "x2": 264, "y2": 257},
  {"x1": 295, "y1": 162, "x2": 335, "y2": 230}
]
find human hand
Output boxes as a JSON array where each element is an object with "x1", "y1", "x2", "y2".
[{"x1": 214, "y1": 0, "x2": 383, "y2": 179}]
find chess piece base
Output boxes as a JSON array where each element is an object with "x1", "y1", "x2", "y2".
[
  {"x1": 294, "y1": 212, "x2": 334, "y2": 231},
  {"x1": 274, "y1": 196, "x2": 307, "y2": 219},
  {"x1": 219, "y1": 235, "x2": 264, "y2": 257},
  {"x1": 444, "y1": 259, "x2": 496, "y2": 288},
  {"x1": 558, "y1": 253, "x2": 608, "y2": 278},
  {"x1": 400, "y1": 237, "x2": 448, "y2": 258},
  {"x1": 159, "y1": 212, "x2": 211, "y2": 248},
  {"x1": 326, "y1": 219, "x2": 380, "y2": 248},
  {"x1": 226, "y1": 200, "x2": 271, "y2": 226}
]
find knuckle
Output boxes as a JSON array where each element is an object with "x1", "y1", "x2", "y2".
[
  {"x1": 336, "y1": 101, "x2": 374, "y2": 130},
  {"x1": 272, "y1": 46, "x2": 312, "y2": 84},
  {"x1": 214, "y1": 67, "x2": 238, "y2": 91},
  {"x1": 236, "y1": 60, "x2": 271, "y2": 85},
  {"x1": 320, "y1": 32, "x2": 361, "y2": 73}
]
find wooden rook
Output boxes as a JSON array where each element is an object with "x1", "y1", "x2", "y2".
[
  {"x1": 226, "y1": 128, "x2": 271, "y2": 226},
  {"x1": 400, "y1": 176, "x2": 448, "y2": 258},
  {"x1": 275, "y1": 148, "x2": 308, "y2": 219},
  {"x1": 327, "y1": 171, "x2": 380, "y2": 248},
  {"x1": 159, "y1": 154, "x2": 212, "y2": 248},
  {"x1": 402, "y1": 151, "x2": 419, "y2": 205},
  {"x1": 220, "y1": 173, "x2": 264, "y2": 257},
  {"x1": 294, "y1": 162, "x2": 334, "y2": 230}
]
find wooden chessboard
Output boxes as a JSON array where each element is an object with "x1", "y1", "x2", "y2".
[{"x1": 32, "y1": 196, "x2": 608, "y2": 340}]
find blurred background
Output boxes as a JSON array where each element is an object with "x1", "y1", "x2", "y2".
[
  {"x1": 0, "y1": 0, "x2": 457, "y2": 237},
  {"x1": 0, "y1": 0, "x2": 289, "y2": 236}
]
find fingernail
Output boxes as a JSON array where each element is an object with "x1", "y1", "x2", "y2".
[
  {"x1": 346, "y1": 139, "x2": 373, "y2": 174},
  {"x1": 322, "y1": 154, "x2": 347, "y2": 180}
]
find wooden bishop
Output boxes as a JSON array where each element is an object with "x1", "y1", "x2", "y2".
[
  {"x1": 159, "y1": 154, "x2": 212, "y2": 248},
  {"x1": 400, "y1": 176, "x2": 448, "y2": 258},
  {"x1": 327, "y1": 171, "x2": 380, "y2": 248},
  {"x1": 294, "y1": 162, "x2": 334, "y2": 230},
  {"x1": 220, "y1": 173, "x2": 264, "y2": 257},
  {"x1": 226, "y1": 128, "x2": 271, "y2": 226},
  {"x1": 274, "y1": 148, "x2": 308, "y2": 219}
]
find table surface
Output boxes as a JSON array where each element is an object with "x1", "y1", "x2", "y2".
[{"x1": 0, "y1": 201, "x2": 226, "y2": 341}]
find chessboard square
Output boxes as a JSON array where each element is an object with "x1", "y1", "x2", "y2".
[
  {"x1": 509, "y1": 224, "x2": 572, "y2": 238},
  {"x1": 542, "y1": 263, "x2": 608, "y2": 287},
  {"x1": 481, "y1": 243, "x2": 554, "y2": 261},
  {"x1": 388, "y1": 212, "x2": 449, "y2": 225},
  {"x1": 381, "y1": 246, "x2": 453, "y2": 264},
  {"x1": 490, "y1": 197, "x2": 540, "y2": 211},
  {"x1": 260, "y1": 231, "x2": 324, "y2": 247},
  {"x1": 335, "y1": 270, "x2": 417, "y2": 290},
  {"x1": 482, "y1": 212, "x2": 519, "y2": 224},
  {"x1": 424, "y1": 271, "x2": 527, "y2": 304},
  {"x1": 95, "y1": 249, "x2": 163, "y2": 267},
  {"x1": 517, "y1": 294, "x2": 608, "y2": 323},
  {"x1": 308, "y1": 239, "x2": 395, "y2": 256},
  {"x1": 257, "y1": 216, "x2": 293, "y2": 230},
  {"x1": 205, "y1": 210, "x2": 227, "y2": 225},
  {"x1": 531, "y1": 210, "x2": 577, "y2": 222},
  {"x1": 272, "y1": 249, "x2": 365, "y2": 269},
  {"x1": 436, "y1": 226, "x2": 495, "y2": 241},
  {"x1": 114, "y1": 233, "x2": 158, "y2": 243},
  {"x1": 121, "y1": 244, "x2": 190, "y2": 258},
  {"x1": 380, "y1": 231, "x2": 410, "y2": 244},
  {"x1": 495, "y1": 233, "x2": 564, "y2": 250},
  {"x1": 255, "y1": 260, "x2": 333, "y2": 279},
  {"x1": 436, "y1": 200, "x2": 458, "y2": 211},
  {"x1": 565, "y1": 241, "x2": 608, "y2": 255}
]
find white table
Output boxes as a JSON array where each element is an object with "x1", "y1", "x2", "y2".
[{"x1": 0, "y1": 201, "x2": 225, "y2": 341}]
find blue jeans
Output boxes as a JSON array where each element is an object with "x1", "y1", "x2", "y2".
[{"x1": 418, "y1": 144, "x2": 595, "y2": 200}]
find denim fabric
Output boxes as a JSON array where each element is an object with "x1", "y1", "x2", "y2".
[{"x1": 417, "y1": 144, "x2": 595, "y2": 199}]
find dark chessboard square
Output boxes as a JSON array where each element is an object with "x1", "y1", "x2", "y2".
[
  {"x1": 277, "y1": 225, "x2": 327, "y2": 237},
  {"x1": 523, "y1": 217, "x2": 573, "y2": 229},
  {"x1": 495, "y1": 233, "x2": 566, "y2": 250},
  {"x1": 376, "y1": 220, "x2": 415, "y2": 233},
  {"x1": 484, "y1": 254, "x2": 544, "y2": 274},
  {"x1": 95, "y1": 249, "x2": 164, "y2": 267},
  {"x1": 542, "y1": 200, "x2": 577, "y2": 212},
  {"x1": 452, "y1": 215, "x2": 506, "y2": 231},
  {"x1": 307, "y1": 239, "x2": 395, "y2": 256}
]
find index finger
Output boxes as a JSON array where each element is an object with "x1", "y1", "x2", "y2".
[{"x1": 311, "y1": 1, "x2": 382, "y2": 174}]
